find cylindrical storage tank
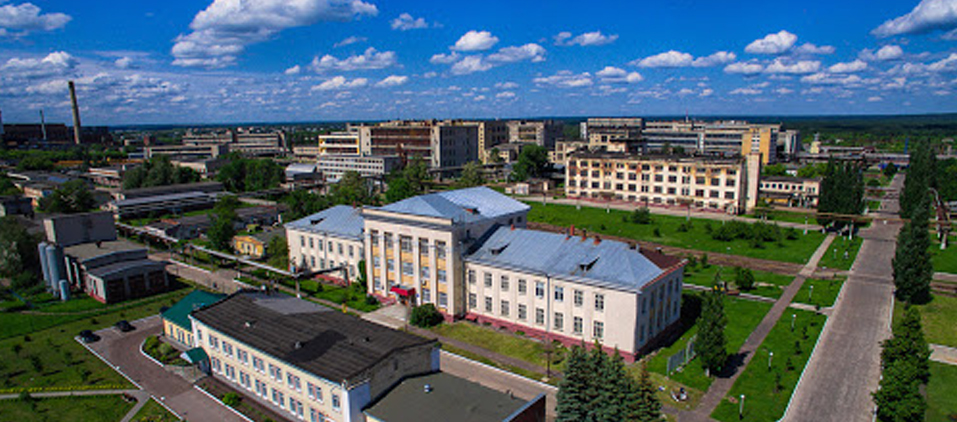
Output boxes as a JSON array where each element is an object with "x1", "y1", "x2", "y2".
[
  {"x1": 59, "y1": 280, "x2": 70, "y2": 301},
  {"x1": 45, "y1": 245, "x2": 62, "y2": 294},
  {"x1": 38, "y1": 242, "x2": 50, "y2": 285}
]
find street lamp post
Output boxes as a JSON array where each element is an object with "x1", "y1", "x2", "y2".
[
  {"x1": 739, "y1": 394, "x2": 746, "y2": 420},
  {"x1": 791, "y1": 313, "x2": 796, "y2": 332},
  {"x1": 809, "y1": 285, "x2": 814, "y2": 302},
  {"x1": 768, "y1": 351, "x2": 774, "y2": 371},
  {"x1": 804, "y1": 215, "x2": 808, "y2": 236}
]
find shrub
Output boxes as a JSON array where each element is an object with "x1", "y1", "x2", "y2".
[
  {"x1": 222, "y1": 392, "x2": 241, "y2": 407},
  {"x1": 629, "y1": 208, "x2": 653, "y2": 224},
  {"x1": 735, "y1": 267, "x2": 755, "y2": 291},
  {"x1": 409, "y1": 304, "x2": 444, "y2": 328},
  {"x1": 701, "y1": 253, "x2": 710, "y2": 268},
  {"x1": 653, "y1": 227, "x2": 661, "y2": 237}
]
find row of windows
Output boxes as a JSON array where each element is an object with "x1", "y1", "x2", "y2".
[
  {"x1": 575, "y1": 171, "x2": 736, "y2": 187},
  {"x1": 760, "y1": 182, "x2": 816, "y2": 194},
  {"x1": 569, "y1": 181, "x2": 736, "y2": 199},
  {"x1": 208, "y1": 332, "x2": 340, "y2": 418},
  {"x1": 299, "y1": 236, "x2": 360, "y2": 258},
  {"x1": 466, "y1": 296, "x2": 606, "y2": 338},
  {"x1": 372, "y1": 258, "x2": 448, "y2": 282},
  {"x1": 469, "y1": 271, "x2": 606, "y2": 310},
  {"x1": 574, "y1": 161, "x2": 738, "y2": 175},
  {"x1": 370, "y1": 231, "x2": 447, "y2": 259},
  {"x1": 212, "y1": 357, "x2": 339, "y2": 421}
]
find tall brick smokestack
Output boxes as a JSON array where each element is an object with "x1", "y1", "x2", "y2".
[{"x1": 68, "y1": 80, "x2": 81, "y2": 145}]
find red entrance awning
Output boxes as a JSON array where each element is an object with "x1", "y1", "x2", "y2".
[{"x1": 390, "y1": 286, "x2": 416, "y2": 297}]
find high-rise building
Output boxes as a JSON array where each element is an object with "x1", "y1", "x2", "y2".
[
  {"x1": 357, "y1": 120, "x2": 479, "y2": 169},
  {"x1": 505, "y1": 120, "x2": 563, "y2": 150}
]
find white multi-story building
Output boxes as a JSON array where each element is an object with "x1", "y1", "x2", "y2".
[
  {"x1": 565, "y1": 151, "x2": 762, "y2": 214},
  {"x1": 316, "y1": 155, "x2": 401, "y2": 182},
  {"x1": 285, "y1": 205, "x2": 365, "y2": 282}
]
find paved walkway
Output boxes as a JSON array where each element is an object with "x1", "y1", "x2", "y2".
[
  {"x1": 931, "y1": 344, "x2": 957, "y2": 366},
  {"x1": 781, "y1": 174, "x2": 903, "y2": 422},
  {"x1": 690, "y1": 233, "x2": 836, "y2": 418}
]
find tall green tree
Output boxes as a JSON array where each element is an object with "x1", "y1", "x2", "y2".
[
  {"x1": 873, "y1": 359, "x2": 927, "y2": 422},
  {"x1": 817, "y1": 159, "x2": 865, "y2": 228},
  {"x1": 122, "y1": 155, "x2": 200, "y2": 189},
  {"x1": 385, "y1": 157, "x2": 429, "y2": 203},
  {"x1": 215, "y1": 154, "x2": 284, "y2": 193},
  {"x1": 39, "y1": 180, "x2": 95, "y2": 214},
  {"x1": 556, "y1": 346, "x2": 593, "y2": 422},
  {"x1": 331, "y1": 171, "x2": 374, "y2": 206},
  {"x1": 900, "y1": 140, "x2": 936, "y2": 219},
  {"x1": 697, "y1": 283, "x2": 728, "y2": 376},
  {"x1": 206, "y1": 197, "x2": 238, "y2": 252},
  {"x1": 629, "y1": 362, "x2": 662, "y2": 422},
  {"x1": 456, "y1": 161, "x2": 485, "y2": 188},
  {"x1": 0, "y1": 216, "x2": 40, "y2": 288},
  {"x1": 881, "y1": 306, "x2": 931, "y2": 384},
  {"x1": 892, "y1": 195, "x2": 933, "y2": 304},
  {"x1": 511, "y1": 144, "x2": 550, "y2": 181}
]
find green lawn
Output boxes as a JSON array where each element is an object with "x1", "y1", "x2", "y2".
[
  {"x1": 794, "y1": 278, "x2": 845, "y2": 309},
  {"x1": 683, "y1": 264, "x2": 794, "y2": 299},
  {"x1": 30, "y1": 296, "x2": 109, "y2": 313},
  {"x1": 526, "y1": 202, "x2": 826, "y2": 264},
  {"x1": 281, "y1": 279, "x2": 381, "y2": 313},
  {"x1": 646, "y1": 295, "x2": 773, "y2": 392},
  {"x1": 927, "y1": 361, "x2": 957, "y2": 422},
  {"x1": 895, "y1": 294, "x2": 957, "y2": 348},
  {"x1": 441, "y1": 343, "x2": 555, "y2": 385},
  {"x1": 817, "y1": 235, "x2": 863, "y2": 271},
  {"x1": 0, "y1": 288, "x2": 191, "y2": 393},
  {"x1": 930, "y1": 237, "x2": 957, "y2": 274},
  {"x1": 431, "y1": 322, "x2": 561, "y2": 371},
  {"x1": 130, "y1": 398, "x2": 180, "y2": 422},
  {"x1": 0, "y1": 394, "x2": 135, "y2": 422},
  {"x1": 711, "y1": 309, "x2": 828, "y2": 422},
  {"x1": 745, "y1": 210, "x2": 815, "y2": 225}
]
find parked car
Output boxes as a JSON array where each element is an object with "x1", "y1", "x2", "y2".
[
  {"x1": 115, "y1": 320, "x2": 135, "y2": 332},
  {"x1": 78, "y1": 330, "x2": 100, "y2": 343}
]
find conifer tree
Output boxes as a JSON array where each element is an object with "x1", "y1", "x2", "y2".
[
  {"x1": 595, "y1": 348, "x2": 630, "y2": 422},
  {"x1": 697, "y1": 286, "x2": 728, "y2": 376},
  {"x1": 873, "y1": 357, "x2": 927, "y2": 422},
  {"x1": 556, "y1": 346, "x2": 593, "y2": 422},
  {"x1": 629, "y1": 362, "x2": 662, "y2": 422},
  {"x1": 893, "y1": 195, "x2": 933, "y2": 304},
  {"x1": 881, "y1": 307, "x2": 931, "y2": 384}
]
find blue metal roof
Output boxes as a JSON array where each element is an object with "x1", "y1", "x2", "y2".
[
  {"x1": 284, "y1": 205, "x2": 364, "y2": 240},
  {"x1": 376, "y1": 187, "x2": 529, "y2": 224},
  {"x1": 466, "y1": 227, "x2": 667, "y2": 293}
]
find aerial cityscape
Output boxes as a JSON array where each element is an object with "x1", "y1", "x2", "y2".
[{"x1": 0, "y1": 0, "x2": 955, "y2": 422}]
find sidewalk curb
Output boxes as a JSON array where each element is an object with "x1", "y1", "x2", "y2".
[
  {"x1": 76, "y1": 337, "x2": 144, "y2": 391},
  {"x1": 440, "y1": 350, "x2": 558, "y2": 392}
]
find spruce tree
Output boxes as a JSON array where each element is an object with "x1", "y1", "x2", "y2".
[
  {"x1": 556, "y1": 346, "x2": 592, "y2": 422},
  {"x1": 893, "y1": 195, "x2": 933, "y2": 304},
  {"x1": 881, "y1": 307, "x2": 931, "y2": 384},
  {"x1": 585, "y1": 346, "x2": 607, "y2": 420},
  {"x1": 873, "y1": 359, "x2": 927, "y2": 422},
  {"x1": 697, "y1": 286, "x2": 728, "y2": 376},
  {"x1": 629, "y1": 362, "x2": 662, "y2": 422},
  {"x1": 595, "y1": 348, "x2": 630, "y2": 422}
]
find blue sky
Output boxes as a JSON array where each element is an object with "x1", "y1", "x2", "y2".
[{"x1": 1, "y1": 0, "x2": 956, "y2": 125}]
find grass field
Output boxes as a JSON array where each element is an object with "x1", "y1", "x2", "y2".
[
  {"x1": 927, "y1": 361, "x2": 957, "y2": 422},
  {"x1": 894, "y1": 294, "x2": 957, "y2": 349},
  {"x1": 646, "y1": 295, "x2": 773, "y2": 392},
  {"x1": 711, "y1": 309, "x2": 827, "y2": 422},
  {"x1": 130, "y1": 398, "x2": 180, "y2": 422},
  {"x1": 0, "y1": 288, "x2": 191, "y2": 393},
  {"x1": 0, "y1": 394, "x2": 135, "y2": 422},
  {"x1": 279, "y1": 279, "x2": 381, "y2": 313},
  {"x1": 817, "y1": 235, "x2": 863, "y2": 271},
  {"x1": 431, "y1": 322, "x2": 560, "y2": 371},
  {"x1": 930, "y1": 237, "x2": 957, "y2": 275},
  {"x1": 794, "y1": 278, "x2": 845, "y2": 308},
  {"x1": 526, "y1": 202, "x2": 826, "y2": 264},
  {"x1": 745, "y1": 210, "x2": 815, "y2": 225},
  {"x1": 683, "y1": 264, "x2": 794, "y2": 299}
]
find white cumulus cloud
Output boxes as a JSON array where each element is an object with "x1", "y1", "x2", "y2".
[
  {"x1": 496, "y1": 91, "x2": 516, "y2": 99},
  {"x1": 533, "y1": 70, "x2": 594, "y2": 88},
  {"x1": 114, "y1": 57, "x2": 135, "y2": 69},
  {"x1": 495, "y1": 81, "x2": 518, "y2": 89},
  {"x1": 828, "y1": 59, "x2": 868, "y2": 73},
  {"x1": 596, "y1": 66, "x2": 643, "y2": 83},
  {"x1": 430, "y1": 52, "x2": 460, "y2": 64},
  {"x1": 692, "y1": 51, "x2": 737, "y2": 67},
  {"x1": 1, "y1": 51, "x2": 76, "y2": 79},
  {"x1": 859, "y1": 45, "x2": 904, "y2": 61},
  {"x1": 391, "y1": 13, "x2": 429, "y2": 30},
  {"x1": 376, "y1": 75, "x2": 408, "y2": 87},
  {"x1": 487, "y1": 43, "x2": 546, "y2": 63},
  {"x1": 554, "y1": 30, "x2": 618, "y2": 46},
  {"x1": 284, "y1": 65, "x2": 301, "y2": 75},
  {"x1": 730, "y1": 87, "x2": 762, "y2": 95},
  {"x1": 724, "y1": 62, "x2": 764, "y2": 74},
  {"x1": 633, "y1": 50, "x2": 694, "y2": 68},
  {"x1": 452, "y1": 30, "x2": 499, "y2": 52},
  {"x1": 312, "y1": 75, "x2": 368, "y2": 91},
  {"x1": 334, "y1": 36, "x2": 366, "y2": 48},
  {"x1": 745, "y1": 30, "x2": 798, "y2": 54},
  {"x1": 872, "y1": 0, "x2": 957, "y2": 37},
  {"x1": 451, "y1": 56, "x2": 492, "y2": 75},
  {"x1": 764, "y1": 59, "x2": 821, "y2": 74},
  {"x1": 171, "y1": 0, "x2": 377, "y2": 68},
  {"x1": 794, "y1": 43, "x2": 835, "y2": 55},
  {"x1": 309, "y1": 47, "x2": 397, "y2": 72},
  {"x1": 0, "y1": 2, "x2": 71, "y2": 37}
]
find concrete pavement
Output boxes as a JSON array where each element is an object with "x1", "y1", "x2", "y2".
[
  {"x1": 781, "y1": 174, "x2": 903, "y2": 422},
  {"x1": 930, "y1": 344, "x2": 957, "y2": 366},
  {"x1": 84, "y1": 315, "x2": 247, "y2": 422}
]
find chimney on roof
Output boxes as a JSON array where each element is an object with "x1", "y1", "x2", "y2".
[
  {"x1": 656, "y1": 247, "x2": 662, "y2": 254},
  {"x1": 629, "y1": 241, "x2": 637, "y2": 250},
  {"x1": 581, "y1": 229, "x2": 587, "y2": 241},
  {"x1": 593, "y1": 235, "x2": 601, "y2": 245},
  {"x1": 68, "y1": 80, "x2": 82, "y2": 145},
  {"x1": 570, "y1": 224, "x2": 575, "y2": 237},
  {"x1": 510, "y1": 223, "x2": 515, "y2": 231}
]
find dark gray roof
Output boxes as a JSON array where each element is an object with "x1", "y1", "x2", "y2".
[
  {"x1": 466, "y1": 226, "x2": 670, "y2": 293},
  {"x1": 285, "y1": 205, "x2": 364, "y2": 240},
  {"x1": 86, "y1": 259, "x2": 166, "y2": 280},
  {"x1": 113, "y1": 191, "x2": 213, "y2": 207},
  {"x1": 190, "y1": 292, "x2": 434, "y2": 384},
  {"x1": 363, "y1": 372, "x2": 532, "y2": 422},
  {"x1": 374, "y1": 187, "x2": 529, "y2": 224},
  {"x1": 63, "y1": 239, "x2": 146, "y2": 261}
]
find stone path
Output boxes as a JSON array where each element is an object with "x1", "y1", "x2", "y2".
[
  {"x1": 930, "y1": 344, "x2": 957, "y2": 366},
  {"x1": 690, "y1": 232, "x2": 836, "y2": 419}
]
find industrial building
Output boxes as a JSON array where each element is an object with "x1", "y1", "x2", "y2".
[
  {"x1": 356, "y1": 120, "x2": 479, "y2": 169},
  {"x1": 564, "y1": 151, "x2": 761, "y2": 214},
  {"x1": 316, "y1": 154, "x2": 401, "y2": 182},
  {"x1": 319, "y1": 130, "x2": 362, "y2": 155},
  {"x1": 506, "y1": 120, "x2": 563, "y2": 150},
  {"x1": 759, "y1": 176, "x2": 821, "y2": 208},
  {"x1": 285, "y1": 205, "x2": 365, "y2": 282},
  {"x1": 183, "y1": 128, "x2": 286, "y2": 157},
  {"x1": 39, "y1": 212, "x2": 170, "y2": 304}
]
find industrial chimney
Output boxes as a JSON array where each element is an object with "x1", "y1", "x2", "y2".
[
  {"x1": 40, "y1": 109, "x2": 48, "y2": 142},
  {"x1": 68, "y1": 80, "x2": 82, "y2": 145}
]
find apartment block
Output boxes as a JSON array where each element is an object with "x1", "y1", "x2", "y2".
[
  {"x1": 357, "y1": 120, "x2": 479, "y2": 169},
  {"x1": 565, "y1": 151, "x2": 762, "y2": 214},
  {"x1": 319, "y1": 130, "x2": 362, "y2": 155},
  {"x1": 759, "y1": 176, "x2": 821, "y2": 208},
  {"x1": 190, "y1": 292, "x2": 438, "y2": 422},
  {"x1": 583, "y1": 117, "x2": 644, "y2": 148},
  {"x1": 473, "y1": 120, "x2": 509, "y2": 163},
  {"x1": 316, "y1": 154, "x2": 401, "y2": 182},
  {"x1": 506, "y1": 120, "x2": 563, "y2": 150}
]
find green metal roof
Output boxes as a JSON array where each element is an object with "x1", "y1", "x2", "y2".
[
  {"x1": 161, "y1": 290, "x2": 224, "y2": 332},
  {"x1": 182, "y1": 347, "x2": 208, "y2": 364}
]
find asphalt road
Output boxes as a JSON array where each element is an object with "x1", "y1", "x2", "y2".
[
  {"x1": 782, "y1": 175, "x2": 902, "y2": 422},
  {"x1": 84, "y1": 315, "x2": 247, "y2": 422}
]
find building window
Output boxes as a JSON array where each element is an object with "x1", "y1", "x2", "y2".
[
  {"x1": 554, "y1": 286, "x2": 564, "y2": 302},
  {"x1": 536, "y1": 308, "x2": 545, "y2": 325},
  {"x1": 469, "y1": 293, "x2": 477, "y2": 308},
  {"x1": 535, "y1": 282, "x2": 545, "y2": 298},
  {"x1": 554, "y1": 312, "x2": 564, "y2": 331},
  {"x1": 501, "y1": 275, "x2": 509, "y2": 291},
  {"x1": 419, "y1": 238, "x2": 429, "y2": 255},
  {"x1": 518, "y1": 304, "x2": 527, "y2": 320},
  {"x1": 308, "y1": 237, "x2": 313, "y2": 248},
  {"x1": 595, "y1": 294, "x2": 605, "y2": 311},
  {"x1": 349, "y1": 245, "x2": 354, "y2": 257},
  {"x1": 485, "y1": 297, "x2": 493, "y2": 312},
  {"x1": 484, "y1": 273, "x2": 493, "y2": 287},
  {"x1": 501, "y1": 300, "x2": 510, "y2": 317},
  {"x1": 573, "y1": 316, "x2": 583, "y2": 335},
  {"x1": 386, "y1": 259, "x2": 395, "y2": 271},
  {"x1": 301, "y1": 236, "x2": 305, "y2": 247},
  {"x1": 437, "y1": 269, "x2": 447, "y2": 284},
  {"x1": 400, "y1": 235, "x2": 412, "y2": 252},
  {"x1": 594, "y1": 321, "x2": 604, "y2": 339},
  {"x1": 420, "y1": 266, "x2": 430, "y2": 280},
  {"x1": 422, "y1": 288, "x2": 431, "y2": 302},
  {"x1": 371, "y1": 230, "x2": 379, "y2": 246},
  {"x1": 373, "y1": 256, "x2": 381, "y2": 268},
  {"x1": 574, "y1": 290, "x2": 583, "y2": 307},
  {"x1": 438, "y1": 292, "x2": 448, "y2": 308},
  {"x1": 332, "y1": 394, "x2": 341, "y2": 412},
  {"x1": 518, "y1": 279, "x2": 527, "y2": 295},
  {"x1": 468, "y1": 269, "x2": 476, "y2": 284},
  {"x1": 436, "y1": 241, "x2": 447, "y2": 259},
  {"x1": 401, "y1": 261, "x2": 414, "y2": 276}
]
